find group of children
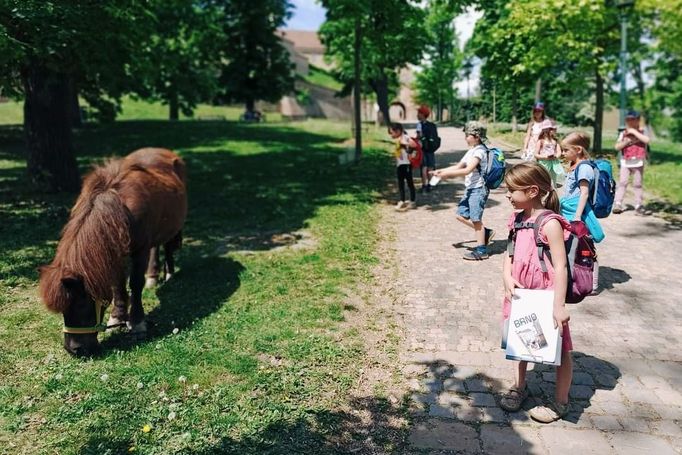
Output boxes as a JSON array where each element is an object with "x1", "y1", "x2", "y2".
[{"x1": 388, "y1": 104, "x2": 651, "y2": 423}]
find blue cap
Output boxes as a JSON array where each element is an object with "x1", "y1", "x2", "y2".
[
  {"x1": 533, "y1": 102, "x2": 545, "y2": 111},
  {"x1": 625, "y1": 110, "x2": 640, "y2": 118}
]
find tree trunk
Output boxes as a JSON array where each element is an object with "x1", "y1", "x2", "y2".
[
  {"x1": 511, "y1": 86, "x2": 518, "y2": 133},
  {"x1": 370, "y1": 74, "x2": 390, "y2": 126},
  {"x1": 594, "y1": 68, "x2": 604, "y2": 154},
  {"x1": 169, "y1": 86, "x2": 179, "y2": 121},
  {"x1": 632, "y1": 60, "x2": 653, "y2": 135},
  {"x1": 534, "y1": 78, "x2": 542, "y2": 103},
  {"x1": 21, "y1": 63, "x2": 80, "y2": 192},
  {"x1": 353, "y1": 17, "x2": 362, "y2": 161},
  {"x1": 69, "y1": 79, "x2": 82, "y2": 128}
]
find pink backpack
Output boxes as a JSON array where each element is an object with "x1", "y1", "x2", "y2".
[{"x1": 507, "y1": 211, "x2": 596, "y2": 303}]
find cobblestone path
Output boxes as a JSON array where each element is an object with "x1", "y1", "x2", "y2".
[{"x1": 385, "y1": 127, "x2": 682, "y2": 454}]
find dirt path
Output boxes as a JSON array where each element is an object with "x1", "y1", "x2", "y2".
[{"x1": 378, "y1": 126, "x2": 682, "y2": 454}]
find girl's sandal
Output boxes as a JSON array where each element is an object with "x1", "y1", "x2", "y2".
[
  {"x1": 499, "y1": 385, "x2": 528, "y2": 412},
  {"x1": 529, "y1": 401, "x2": 569, "y2": 423}
]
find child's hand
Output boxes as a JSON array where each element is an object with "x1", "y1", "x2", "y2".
[
  {"x1": 553, "y1": 306, "x2": 570, "y2": 336},
  {"x1": 503, "y1": 274, "x2": 524, "y2": 300},
  {"x1": 431, "y1": 169, "x2": 442, "y2": 177}
]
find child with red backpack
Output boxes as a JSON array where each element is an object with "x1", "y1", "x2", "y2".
[
  {"x1": 499, "y1": 162, "x2": 575, "y2": 423},
  {"x1": 388, "y1": 123, "x2": 418, "y2": 211},
  {"x1": 613, "y1": 110, "x2": 650, "y2": 215}
]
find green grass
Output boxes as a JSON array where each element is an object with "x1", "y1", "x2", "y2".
[
  {"x1": 0, "y1": 118, "x2": 398, "y2": 453},
  {"x1": 490, "y1": 126, "x2": 682, "y2": 206},
  {"x1": 0, "y1": 97, "x2": 283, "y2": 125},
  {"x1": 302, "y1": 66, "x2": 343, "y2": 92}
]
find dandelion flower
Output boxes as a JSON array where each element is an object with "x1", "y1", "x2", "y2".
[
  {"x1": 142, "y1": 424, "x2": 152, "y2": 433},
  {"x1": 172, "y1": 328, "x2": 179, "y2": 335},
  {"x1": 137, "y1": 382, "x2": 144, "y2": 389},
  {"x1": 167, "y1": 411, "x2": 177, "y2": 421},
  {"x1": 55, "y1": 373, "x2": 63, "y2": 380},
  {"x1": 178, "y1": 376, "x2": 187, "y2": 383},
  {"x1": 192, "y1": 384, "x2": 199, "y2": 390},
  {"x1": 100, "y1": 374, "x2": 109, "y2": 382}
]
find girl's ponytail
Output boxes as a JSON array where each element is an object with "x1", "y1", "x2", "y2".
[{"x1": 544, "y1": 187, "x2": 560, "y2": 214}]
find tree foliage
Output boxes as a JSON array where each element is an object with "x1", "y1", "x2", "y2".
[
  {"x1": 414, "y1": 0, "x2": 463, "y2": 121},
  {"x1": 320, "y1": 0, "x2": 427, "y2": 124}
]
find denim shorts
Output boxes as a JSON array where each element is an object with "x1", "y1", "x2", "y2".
[
  {"x1": 457, "y1": 186, "x2": 489, "y2": 222},
  {"x1": 421, "y1": 151, "x2": 436, "y2": 168}
]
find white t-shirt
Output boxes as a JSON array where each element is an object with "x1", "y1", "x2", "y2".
[
  {"x1": 460, "y1": 145, "x2": 487, "y2": 189},
  {"x1": 395, "y1": 132, "x2": 411, "y2": 166}
]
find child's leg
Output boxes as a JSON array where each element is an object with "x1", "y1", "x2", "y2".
[
  {"x1": 397, "y1": 166, "x2": 406, "y2": 202},
  {"x1": 516, "y1": 360, "x2": 529, "y2": 389},
  {"x1": 406, "y1": 167, "x2": 416, "y2": 202},
  {"x1": 473, "y1": 220, "x2": 485, "y2": 246},
  {"x1": 555, "y1": 350, "x2": 573, "y2": 404},
  {"x1": 455, "y1": 215, "x2": 475, "y2": 229},
  {"x1": 614, "y1": 165, "x2": 632, "y2": 205},
  {"x1": 632, "y1": 166, "x2": 644, "y2": 207}
]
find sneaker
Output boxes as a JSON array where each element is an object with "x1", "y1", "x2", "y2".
[
  {"x1": 529, "y1": 400, "x2": 569, "y2": 423},
  {"x1": 499, "y1": 385, "x2": 528, "y2": 412},
  {"x1": 635, "y1": 205, "x2": 646, "y2": 216},
  {"x1": 408, "y1": 201, "x2": 417, "y2": 209},
  {"x1": 463, "y1": 247, "x2": 489, "y2": 261},
  {"x1": 395, "y1": 201, "x2": 406, "y2": 211},
  {"x1": 426, "y1": 184, "x2": 432, "y2": 193},
  {"x1": 612, "y1": 203, "x2": 623, "y2": 214},
  {"x1": 484, "y1": 228, "x2": 495, "y2": 246}
]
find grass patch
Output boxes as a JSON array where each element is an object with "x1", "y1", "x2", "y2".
[
  {"x1": 0, "y1": 118, "x2": 397, "y2": 453},
  {"x1": 302, "y1": 66, "x2": 343, "y2": 92}
]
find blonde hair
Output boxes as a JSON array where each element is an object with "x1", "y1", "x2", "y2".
[
  {"x1": 504, "y1": 162, "x2": 560, "y2": 214},
  {"x1": 561, "y1": 131, "x2": 591, "y2": 159}
]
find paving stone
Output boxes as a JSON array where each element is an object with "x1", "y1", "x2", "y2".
[
  {"x1": 408, "y1": 419, "x2": 480, "y2": 451},
  {"x1": 465, "y1": 378, "x2": 490, "y2": 393},
  {"x1": 428, "y1": 404, "x2": 456, "y2": 419},
  {"x1": 590, "y1": 415, "x2": 624, "y2": 431},
  {"x1": 569, "y1": 385, "x2": 594, "y2": 400},
  {"x1": 651, "y1": 420, "x2": 682, "y2": 438},
  {"x1": 608, "y1": 432, "x2": 677, "y2": 455},
  {"x1": 539, "y1": 427, "x2": 615, "y2": 454},
  {"x1": 442, "y1": 378, "x2": 466, "y2": 393},
  {"x1": 573, "y1": 372, "x2": 595, "y2": 386},
  {"x1": 480, "y1": 424, "x2": 545, "y2": 454},
  {"x1": 470, "y1": 392, "x2": 497, "y2": 407},
  {"x1": 618, "y1": 417, "x2": 651, "y2": 433}
]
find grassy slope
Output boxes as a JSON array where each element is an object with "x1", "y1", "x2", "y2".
[
  {"x1": 491, "y1": 128, "x2": 682, "y2": 206},
  {"x1": 0, "y1": 117, "x2": 397, "y2": 454}
]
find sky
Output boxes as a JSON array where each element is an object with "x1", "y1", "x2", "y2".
[{"x1": 284, "y1": 1, "x2": 482, "y2": 96}]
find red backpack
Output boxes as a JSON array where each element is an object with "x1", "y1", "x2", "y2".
[{"x1": 408, "y1": 135, "x2": 423, "y2": 169}]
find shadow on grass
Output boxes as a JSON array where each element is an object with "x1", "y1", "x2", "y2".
[
  {"x1": 77, "y1": 394, "x2": 409, "y2": 455},
  {"x1": 100, "y1": 254, "x2": 243, "y2": 353}
]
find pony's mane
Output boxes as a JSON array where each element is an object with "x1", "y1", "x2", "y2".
[{"x1": 40, "y1": 159, "x2": 132, "y2": 312}]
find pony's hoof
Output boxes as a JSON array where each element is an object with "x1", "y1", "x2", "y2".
[
  {"x1": 145, "y1": 277, "x2": 158, "y2": 289},
  {"x1": 164, "y1": 273, "x2": 173, "y2": 283},
  {"x1": 106, "y1": 315, "x2": 127, "y2": 332},
  {"x1": 127, "y1": 320, "x2": 148, "y2": 335}
]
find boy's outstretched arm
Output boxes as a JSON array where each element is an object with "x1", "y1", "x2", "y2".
[{"x1": 432, "y1": 157, "x2": 480, "y2": 179}]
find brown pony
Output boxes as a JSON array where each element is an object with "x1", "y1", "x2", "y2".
[{"x1": 39, "y1": 148, "x2": 187, "y2": 357}]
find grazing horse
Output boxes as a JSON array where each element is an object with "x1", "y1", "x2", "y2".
[{"x1": 39, "y1": 148, "x2": 187, "y2": 357}]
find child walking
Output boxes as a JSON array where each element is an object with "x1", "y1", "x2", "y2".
[
  {"x1": 559, "y1": 132, "x2": 605, "y2": 243},
  {"x1": 499, "y1": 162, "x2": 572, "y2": 423},
  {"x1": 534, "y1": 119, "x2": 564, "y2": 187},
  {"x1": 613, "y1": 110, "x2": 650, "y2": 215},
  {"x1": 432, "y1": 121, "x2": 494, "y2": 260},
  {"x1": 389, "y1": 123, "x2": 417, "y2": 211}
]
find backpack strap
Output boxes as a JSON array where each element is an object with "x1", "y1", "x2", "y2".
[
  {"x1": 574, "y1": 160, "x2": 599, "y2": 207},
  {"x1": 532, "y1": 210, "x2": 554, "y2": 273},
  {"x1": 507, "y1": 211, "x2": 536, "y2": 258}
]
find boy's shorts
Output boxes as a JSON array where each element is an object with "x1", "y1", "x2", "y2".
[
  {"x1": 457, "y1": 186, "x2": 489, "y2": 222},
  {"x1": 421, "y1": 152, "x2": 436, "y2": 168}
]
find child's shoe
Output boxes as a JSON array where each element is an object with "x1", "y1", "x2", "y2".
[
  {"x1": 529, "y1": 400, "x2": 569, "y2": 423},
  {"x1": 499, "y1": 385, "x2": 528, "y2": 412},
  {"x1": 408, "y1": 201, "x2": 417, "y2": 209},
  {"x1": 484, "y1": 228, "x2": 495, "y2": 246},
  {"x1": 463, "y1": 246, "x2": 489, "y2": 261},
  {"x1": 635, "y1": 205, "x2": 646, "y2": 216},
  {"x1": 395, "y1": 201, "x2": 406, "y2": 211},
  {"x1": 612, "y1": 202, "x2": 623, "y2": 214}
]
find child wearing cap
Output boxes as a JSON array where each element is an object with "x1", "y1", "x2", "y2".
[
  {"x1": 613, "y1": 110, "x2": 650, "y2": 215},
  {"x1": 534, "y1": 119, "x2": 565, "y2": 187},
  {"x1": 522, "y1": 102, "x2": 547, "y2": 162},
  {"x1": 431, "y1": 121, "x2": 494, "y2": 260},
  {"x1": 416, "y1": 105, "x2": 440, "y2": 193}
]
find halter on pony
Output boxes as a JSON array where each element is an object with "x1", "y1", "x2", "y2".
[{"x1": 62, "y1": 300, "x2": 127, "y2": 334}]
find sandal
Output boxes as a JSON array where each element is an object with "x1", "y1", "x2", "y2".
[
  {"x1": 499, "y1": 385, "x2": 528, "y2": 412},
  {"x1": 529, "y1": 400, "x2": 569, "y2": 423}
]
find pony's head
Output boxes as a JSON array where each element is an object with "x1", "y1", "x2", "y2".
[{"x1": 39, "y1": 265, "x2": 102, "y2": 357}]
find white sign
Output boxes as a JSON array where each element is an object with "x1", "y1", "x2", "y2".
[{"x1": 502, "y1": 289, "x2": 562, "y2": 366}]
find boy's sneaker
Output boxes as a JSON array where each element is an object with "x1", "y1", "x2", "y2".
[
  {"x1": 529, "y1": 400, "x2": 569, "y2": 423},
  {"x1": 612, "y1": 203, "x2": 623, "y2": 214},
  {"x1": 408, "y1": 201, "x2": 417, "y2": 209},
  {"x1": 426, "y1": 184, "x2": 432, "y2": 193},
  {"x1": 395, "y1": 201, "x2": 406, "y2": 211},
  {"x1": 635, "y1": 205, "x2": 646, "y2": 216},
  {"x1": 463, "y1": 246, "x2": 489, "y2": 261},
  {"x1": 499, "y1": 385, "x2": 528, "y2": 412},
  {"x1": 484, "y1": 228, "x2": 495, "y2": 246}
]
